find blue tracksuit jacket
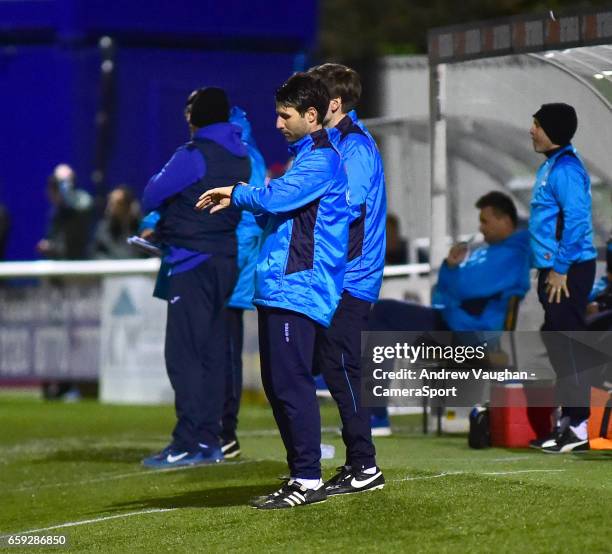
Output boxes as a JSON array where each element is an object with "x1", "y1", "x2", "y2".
[
  {"x1": 330, "y1": 111, "x2": 386, "y2": 303},
  {"x1": 231, "y1": 129, "x2": 349, "y2": 327},
  {"x1": 529, "y1": 144, "x2": 597, "y2": 274},
  {"x1": 432, "y1": 230, "x2": 531, "y2": 331}
]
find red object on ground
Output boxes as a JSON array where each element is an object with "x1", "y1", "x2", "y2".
[{"x1": 489, "y1": 383, "x2": 555, "y2": 448}]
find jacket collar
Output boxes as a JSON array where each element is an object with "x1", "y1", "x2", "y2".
[
  {"x1": 545, "y1": 143, "x2": 574, "y2": 161},
  {"x1": 288, "y1": 129, "x2": 320, "y2": 156},
  {"x1": 192, "y1": 123, "x2": 248, "y2": 157}
]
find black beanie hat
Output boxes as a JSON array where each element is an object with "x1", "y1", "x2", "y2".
[
  {"x1": 188, "y1": 87, "x2": 229, "y2": 128},
  {"x1": 533, "y1": 103, "x2": 577, "y2": 146}
]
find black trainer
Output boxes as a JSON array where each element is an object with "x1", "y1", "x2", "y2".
[
  {"x1": 221, "y1": 438, "x2": 241, "y2": 459},
  {"x1": 529, "y1": 429, "x2": 559, "y2": 449},
  {"x1": 323, "y1": 466, "x2": 352, "y2": 491},
  {"x1": 324, "y1": 466, "x2": 385, "y2": 496},
  {"x1": 542, "y1": 427, "x2": 590, "y2": 454},
  {"x1": 256, "y1": 480, "x2": 327, "y2": 510}
]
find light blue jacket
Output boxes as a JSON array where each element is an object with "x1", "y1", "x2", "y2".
[
  {"x1": 432, "y1": 230, "x2": 531, "y2": 331},
  {"x1": 529, "y1": 145, "x2": 597, "y2": 273},
  {"x1": 227, "y1": 106, "x2": 266, "y2": 310},
  {"x1": 231, "y1": 129, "x2": 349, "y2": 327},
  {"x1": 330, "y1": 111, "x2": 386, "y2": 303}
]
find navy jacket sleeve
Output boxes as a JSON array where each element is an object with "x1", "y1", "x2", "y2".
[{"x1": 142, "y1": 147, "x2": 206, "y2": 213}]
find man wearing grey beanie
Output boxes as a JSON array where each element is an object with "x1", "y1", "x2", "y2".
[{"x1": 528, "y1": 102, "x2": 597, "y2": 453}]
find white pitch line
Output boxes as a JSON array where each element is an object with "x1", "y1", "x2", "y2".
[
  {"x1": 485, "y1": 456, "x2": 534, "y2": 462},
  {"x1": 399, "y1": 455, "x2": 534, "y2": 463},
  {"x1": 393, "y1": 468, "x2": 566, "y2": 482},
  {"x1": 11, "y1": 458, "x2": 276, "y2": 493},
  {"x1": 0, "y1": 508, "x2": 177, "y2": 538},
  {"x1": 393, "y1": 471, "x2": 464, "y2": 482},
  {"x1": 481, "y1": 469, "x2": 566, "y2": 476}
]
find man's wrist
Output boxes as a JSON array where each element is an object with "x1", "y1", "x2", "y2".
[
  {"x1": 552, "y1": 260, "x2": 569, "y2": 275},
  {"x1": 229, "y1": 184, "x2": 239, "y2": 206}
]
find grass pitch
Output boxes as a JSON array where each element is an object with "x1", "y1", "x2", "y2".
[{"x1": 1, "y1": 392, "x2": 611, "y2": 553}]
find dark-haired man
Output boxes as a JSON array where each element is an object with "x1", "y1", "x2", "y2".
[
  {"x1": 528, "y1": 103, "x2": 597, "y2": 453},
  {"x1": 371, "y1": 191, "x2": 530, "y2": 334},
  {"x1": 307, "y1": 63, "x2": 386, "y2": 495},
  {"x1": 369, "y1": 192, "x2": 530, "y2": 433},
  {"x1": 197, "y1": 73, "x2": 349, "y2": 509},
  {"x1": 141, "y1": 87, "x2": 250, "y2": 468}
]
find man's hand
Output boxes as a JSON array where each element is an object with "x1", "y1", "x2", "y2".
[
  {"x1": 446, "y1": 243, "x2": 468, "y2": 268},
  {"x1": 195, "y1": 185, "x2": 235, "y2": 214},
  {"x1": 545, "y1": 270, "x2": 570, "y2": 304}
]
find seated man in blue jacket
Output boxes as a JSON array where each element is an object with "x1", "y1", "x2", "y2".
[
  {"x1": 369, "y1": 192, "x2": 530, "y2": 435},
  {"x1": 140, "y1": 87, "x2": 250, "y2": 468},
  {"x1": 370, "y1": 191, "x2": 530, "y2": 334},
  {"x1": 197, "y1": 73, "x2": 349, "y2": 509}
]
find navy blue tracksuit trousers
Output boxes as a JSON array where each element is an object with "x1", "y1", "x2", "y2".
[
  {"x1": 257, "y1": 307, "x2": 322, "y2": 480},
  {"x1": 537, "y1": 259, "x2": 596, "y2": 425},
  {"x1": 165, "y1": 256, "x2": 237, "y2": 451},
  {"x1": 314, "y1": 291, "x2": 376, "y2": 470}
]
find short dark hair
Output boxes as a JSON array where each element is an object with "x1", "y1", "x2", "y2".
[
  {"x1": 475, "y1": 191, "x2": 518, "y2": 227},
  {"x1": 275, "y1": 72, "x2": 330, "y2": 125},
  {"x1": 308, "y1": 63, "x2": 361, "y2": 113},
  {"x1": 187, "y1": 87, "x2": 229, "y2": 128}
]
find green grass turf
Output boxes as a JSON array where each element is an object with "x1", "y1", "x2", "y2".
[{"x1": 1, "y1": 392, "x2": 611, "y2": 553}]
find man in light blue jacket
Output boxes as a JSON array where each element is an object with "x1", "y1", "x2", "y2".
[
  {"x1": 528, "y1": 103, "x2": 596, "y2": 454},
  {"x1": 369, "y1": 192, "x2": 530, "y2": 435},
  {"x1": 197, "y1": 73, "x2": 349, "y2": 509},
  {"x1": 308, "y1": 63, "x2": 386, "y2": 496},
  {"x1": 371, "y1": 192, "x2": 530, "y2": 333}
]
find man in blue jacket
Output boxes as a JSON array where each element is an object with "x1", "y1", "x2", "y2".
[
  {"x1": 220, "y1": 106, "x2": 266, "y2": 459},
  {"x1": 369, "y1": 192, "x2": 530, "y2": 434},
  {"x1": 370, "y1": 192, "x2": 530, "y2": 333},
  {"x1": 141, "y1": 87, "x2": 250, "y2": 468},
  {"x1": 528, "y1": 103, "x2": 597, "y2": 453},
  {"x1": 307, "y1": 63, "x2": 386, "y2": 495},
  {"x1": 197, "y1": 73, "x2": 349, "y2": 509}
]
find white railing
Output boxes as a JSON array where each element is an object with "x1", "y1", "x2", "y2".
[
  {"x1": 0, "y1": 258, "x2": 161, "y2": 278},
  {"x1": 0, "y1": 259, "x2": 429, "y2": 279}
]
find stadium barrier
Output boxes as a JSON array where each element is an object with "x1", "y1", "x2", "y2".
[{"x1": 0, "y1": 258, "x2": 430, "y2": 404}]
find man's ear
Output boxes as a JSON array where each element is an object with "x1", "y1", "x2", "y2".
[
  {"x1": 305, "y1": 106, "x2": 318, "y2": 124},
  {"x1": 330, "y1": 97, "x2": 342, "y2": 114}
]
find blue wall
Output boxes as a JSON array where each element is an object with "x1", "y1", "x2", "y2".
[{"x1": 0, "y1": 0, "x2": 317, "y2": 260}]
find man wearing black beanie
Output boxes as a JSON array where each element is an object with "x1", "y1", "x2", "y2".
[
  {"x1": 140, "y1": 87, "x2": 250, "y2": 468},
  {"x1": 528, "y1": 103, "x2": 597, "y2": 453},
  {"x1": 185, "y1": 87, "x2": 230, "y2": 130}
]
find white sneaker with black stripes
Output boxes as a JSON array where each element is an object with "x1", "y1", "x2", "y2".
[
  {"x1": 324, "y1": 466, "x2": 385, "y2": 496},
  {"x1": 255, "y1": 480, "x2": 327, "y2": 510}
]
